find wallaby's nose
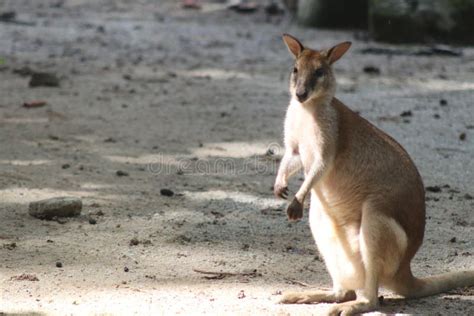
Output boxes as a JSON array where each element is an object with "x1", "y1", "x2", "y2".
[{"x1": 296, "y1": 89, "x2": 308, "y2": 102}]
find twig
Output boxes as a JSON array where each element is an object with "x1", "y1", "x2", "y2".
[
  {"x1": 193, "y1": 268, "x2": 259, "y2": 280},
  {"x1": 283, "y1": 278, "x2": 310, "y2": 287}
]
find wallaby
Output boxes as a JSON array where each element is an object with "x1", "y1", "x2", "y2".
[{"x1": 274, "y1": 33, "x2": 474, "y2": 315}]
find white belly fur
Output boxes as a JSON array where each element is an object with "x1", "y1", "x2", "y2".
[{"x1": 309, "y1": 193, "x2": 365, "y2": 290}]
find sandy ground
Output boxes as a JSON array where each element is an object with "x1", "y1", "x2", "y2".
[{"x1": 0, "y1": 1, "x2": 473, "y2": 315}]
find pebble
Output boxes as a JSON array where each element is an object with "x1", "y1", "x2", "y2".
[
  {"x1": 129, "y1": 237, "x2": 139, "y2": 246},
  {"x1": 426, "y1": 186, "x2": 441, "y2": 193},
  {"x1": 363, "y1": 66, "x2": 380, "y2": 75},
  {"x1": 160, "y1": 188, "x2": 174, "y2": 197},
  {"x1": 116, "y1": 170, "x2": 129, "y2": 177}
]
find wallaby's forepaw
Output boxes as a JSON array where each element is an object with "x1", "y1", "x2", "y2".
[
  {"x1": 287, "y1": 197, "x2": 303, "y2": 221},
  {"x1": 274, "y1": 183, "x2": 289, "y2": 199},
  {"x1": 279, "y1": 292, "x2": 312, "y2": 304},
  {"x1": 327, "y1": 300, "x2": 377, "y2": 316}
]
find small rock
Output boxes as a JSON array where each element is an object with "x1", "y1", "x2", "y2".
[
  {"x1": 124, "y1": 267, "x2": 129, "y2": 272},
  {"x1": 237, "y1": 290, "x2": 246, "y2": 299},
  {"x1": 363, "y1": 66, "x2": 380, "y2": 75},
  {"x1": 449, "y1": 237, "x2": 456, "y2": 243},
  {"x1": 439, "y1": 99, "x2": 448, "y2": 106},
  {"x1": 160, "y1": 188, "x2": 174, "y2": 197},
  {"x1": 29, "y1": 72, "x2": 60, "y2": 87},
  {"x1": 88, "y1": 218, "x2": 97, "y2": 225},
  {"x1": 129, "y1": 237, "x2": 140, "y2": 246},
  {"x1": 62, "y1": 163, "x2": 71, "y2": 169},
  {"x1": 459, "y1": 133, "x2": 466, "y2": 141},
  {"x1": 400, "y1": 111, "x2": 413, "y2": 117},
  {"x1": 426, "y1": 186, "x2": 441, "y2": 193},
  {"x1": 56, "y1": 261, "x2": 63, "y2": 268},
  {"x1": 2, "y1": 242, "x2": 17, "y2": 250},
  {"x1": 0, "y1": 11, "x2": 16, "y2": 21},
  {"x1": 29, "y1": 197, "x2": 82, "y2": 220},
  {"x1": 23, "y1": 100, "x2": 47, "y2": 108},
  {"x1": 116, "y1": 170, "x2": 129, "y2": 177},
  {"x1": 463, "y1": 193, "x2": 473, "y2": 200}
]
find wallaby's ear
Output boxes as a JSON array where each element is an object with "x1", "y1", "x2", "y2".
[
  {"x1": 326, "y1": 41, "x2": 352, "y2": 64},
  {"x1": 282, "y1": 33, "x2": 304, "y2": 58}
]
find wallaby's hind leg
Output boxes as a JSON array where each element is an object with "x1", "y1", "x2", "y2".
[
  {"x1": 327, "y1": 204, "x2": 404, "y2": 315},
  {"x1": 279, "y1": 289, "x2": 356, "y2": 304}
]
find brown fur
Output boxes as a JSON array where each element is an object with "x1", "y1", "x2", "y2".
[{"x1": 274, "y1": 34, "x2": 474, "y2": 315}]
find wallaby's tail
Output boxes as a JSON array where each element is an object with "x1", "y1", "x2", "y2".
[{"x1": 409, "y1": 270, "x2": 474, "y2": 298}]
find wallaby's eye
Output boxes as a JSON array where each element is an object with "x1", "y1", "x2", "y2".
[
  {"x1": 314, "y1": 68, "x2": 324, "y2": 77},
  {"x1": 293, "y1": 67, "x2": 298, "y2": 74}
]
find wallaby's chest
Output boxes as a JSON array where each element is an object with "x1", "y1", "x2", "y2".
[{"x1": 284, "y1": 100, "x2": 327, "y2": 169}]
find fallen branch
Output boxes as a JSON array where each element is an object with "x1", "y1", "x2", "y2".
[{"x1": 193, "y1": 268, "x2": 260, "y2": 280}]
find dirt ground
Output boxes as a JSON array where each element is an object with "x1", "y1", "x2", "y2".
[{"x1": 0, "y1": 1, "x2": 473, "y2": 315}]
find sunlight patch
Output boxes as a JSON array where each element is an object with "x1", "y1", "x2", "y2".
[
  {"x1": 184, "y1": 190, "x2": 282, "y2": 209},
  {"x1": 180, "y1": 68, "x2": 251, "y2": 80},
  {"x1": 191, "y1": 142, "x2": 282, "y2": 158},
  {"x1": 104, "y1": 154, "x2": 180, "y2": 165},
  {"x1": 0, "y1": 159, "x2": 51, "y2": 166},
  {"x1": 0, "y1": 187, "x2": 122, "y2": 204}
]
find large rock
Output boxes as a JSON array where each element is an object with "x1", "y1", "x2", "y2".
[
  {"x1": 297, "y1": 0, "x2": 368, "y2": 29},
  {"x1": 29, "y1": 197, "x2": 82, "y2": 220},
  {"x1": 369, "y1": 0, "x2": 474, "y2": 44}
]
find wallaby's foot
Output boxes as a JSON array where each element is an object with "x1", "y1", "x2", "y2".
[
  {"x1": 274, "y1": 183, "x2": 289, "y2": 199},
  {"x1": 287, "y1": 197, "x2": 303, "y2": 220},
  {"x1": 327, "y1": 298, "x2": 378, "y2": 316},
  {"x1": 279, "y1": 290, "x2": 356, "y2": 304}
]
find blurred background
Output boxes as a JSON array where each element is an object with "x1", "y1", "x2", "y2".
[{"x1": 0, "y1": 1, "x2": 473, "y2": 315}]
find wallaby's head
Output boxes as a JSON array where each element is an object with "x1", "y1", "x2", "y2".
[{"x1": 282, "y1": 34, "x2": 351, "y2": 103}]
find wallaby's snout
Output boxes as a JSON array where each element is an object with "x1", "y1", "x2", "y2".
[{"x1": 295, "y1": 87, "x2": 308, "y2": 103}]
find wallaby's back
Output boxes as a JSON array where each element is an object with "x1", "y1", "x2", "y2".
[{"x1": 322, "y1": 97, "x2": 426, "y2": 260}]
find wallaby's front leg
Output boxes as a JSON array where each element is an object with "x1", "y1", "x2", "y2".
[
  {"x1": 274, "y1": 150, "x2": 302, "y2": 199},
  {"x1": 287, "y1": 160, "x2": 324, "y2": 220}
]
